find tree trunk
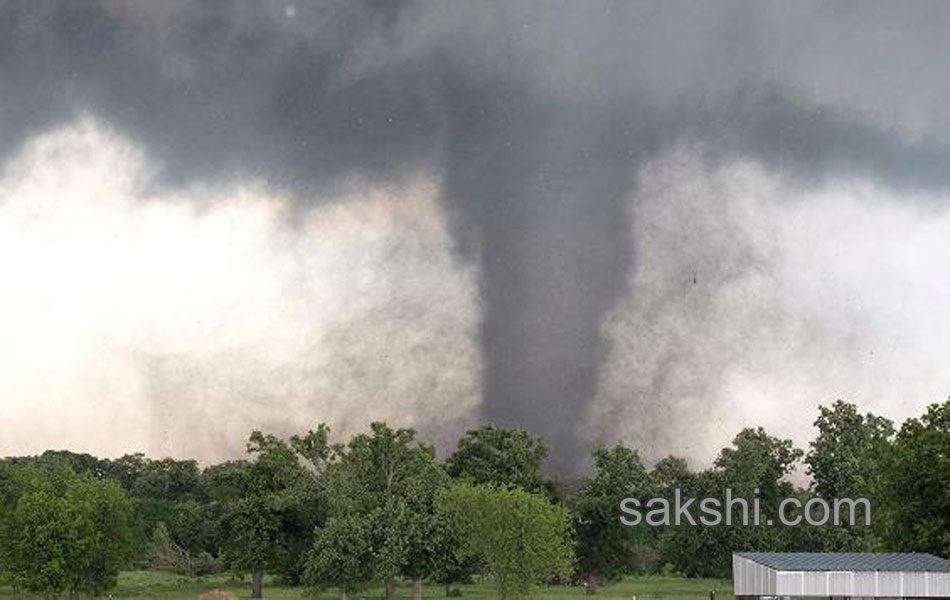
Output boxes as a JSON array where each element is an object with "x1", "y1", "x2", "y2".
[
  {"x1": 339, "y1": 588, "x2": 349, "y2": 600},
  {"x1": 70, "y1": 592, "x2": 80, "y2": 600},
  {"x1": 585, "y1": 573, "x2": 599, "y2": 595},
  {"x1": 384, "y1": 577, "x2": 396, "y2": 600},
  {"x1": 412, "y1": 578, "x2": 423, "y2": 600},
  {"x1": 251, "y1": 570, "x2": 264, "y2": 599}
]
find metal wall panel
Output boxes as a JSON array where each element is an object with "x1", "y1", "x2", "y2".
[
  {"x1": 734, "y1": 553, "x2": 950, "y2": 598},
  {"x1": 776, "y1": 571, "x2": 803, "y2": 596},
  {"x1": 854, "y1": 571, "x2": 878, "y2": 596},
  {"x1": 905, "y1": 572, "x2": 928, "y2": 596},
  {"x1": 829, "y1": 571, "x2": 854, "y2": 595},
  {"x1": 930, "y1": 572, "x2": 950, "y2": 596},
  {"x1": 802, "y1": 570, "x2": 828, "y2": 596},
  {"x1": 877, "y1": 571, "x2": 901, "y2": 596},
  {"x1": 733, "y1": 555, "x2": 777, "y2": 595}
]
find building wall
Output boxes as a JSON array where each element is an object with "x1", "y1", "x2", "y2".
[
  {"x1": 732, "y1": 555, "x2": 950, "y2": 598},
  {"x1": 733, "y1": 555, "x2": 777, "y2": 596}
]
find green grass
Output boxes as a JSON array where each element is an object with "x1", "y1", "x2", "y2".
[{"x1": 0, "y1": 572, "x2": 732, "y2": 600}]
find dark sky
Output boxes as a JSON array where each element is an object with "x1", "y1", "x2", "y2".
[{"x1": 2, "y1": 1, "x2": 950, "y2": 471}]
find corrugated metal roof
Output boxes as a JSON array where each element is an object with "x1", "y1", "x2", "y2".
[{"x1": 736, "y1": 552, "x2": 950, "y2": 572}]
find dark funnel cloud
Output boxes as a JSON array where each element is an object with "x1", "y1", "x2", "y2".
[
  {"x1": 438, "y1": 79, "x2": 652, "y2": 468},
  {"x1": 3, "y1": 0, "x2": 950, "y2": 470}
]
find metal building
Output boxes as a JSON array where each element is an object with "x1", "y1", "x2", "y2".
[{"x1": 734, "y1": 552, "x2": 950, "y2": 600}]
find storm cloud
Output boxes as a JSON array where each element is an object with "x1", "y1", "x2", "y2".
[{"x1": 2, "y1": 1, "x2": 950, "y2": 470}]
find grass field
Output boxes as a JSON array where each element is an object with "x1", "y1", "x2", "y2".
[{"x1": 0, "y1": 571, "x2": 732, "y2": 600}]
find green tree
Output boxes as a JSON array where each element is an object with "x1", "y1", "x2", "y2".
[
  {"x1": 4, "y1": 488, "x2": 92, "y2": 599},
  {"x1": 102, "y1": 454, "x2": 205, "y2": 563},
  {"x1": 649, "y1": 456, "x2": 692, "y2": 494},
  {"x1": 429, "y1": 506, "x2": 481, "y2": 596},
  {"x1": 290, "y1": 424, "x2": 337, "y2": 482},
  {"x1": 130, "y1": 458, "x2": 202, "y2": 501},
  {"x1": 660, "y1": 428, "x2": 803, "y2": 578},
  {"x1": 170, "y1": 499, "x2": 224, "y2": 559},
  {"x1": 227, "y1": 495, "x2": 282, "y2": 597},
  {"x1": 200, "y1": 460, "x2": 252, "y2": 501},
  {"x1": 221, "y1": 431, "x2": 311, "y2": 599},
  {"x1": 36, "y1": 451, "x2": 107, "y2": 479},
  {"x1": 877, "y1": 400, "x2": 950, "y2": 555},
  {"x1": 373, "y1": 498, "x2": 442, "y2": 600},
  {"x1": 656, "y1": 468, "x2": 725, "y2": 578},
  {"x1": 715, "y1": 427, "x2": 802, "y2": 504},
  {"x1": 0, "y1": 467, "x2": 131, "y2": 599},
  {"x1": 445, "y1": 426, "x2": 549, "y2": 493},
  {"x1": 805, "y1": 400, "x2": 893, "y2": 550},
  {"x1": 574, "y1": 444, "x2": 655, "y2": 593},
  {"x1": 806, "y1": 400, "x2": 894, "y2": 499},
  {"x1": 438, "y1": 482, "x2": 574, "y2": 600},
  {"x1": 306, "y1": 514, "x2": 375, "y2": 600},
  {"x1": 74, "y1": 476, "x2": 133, "y2": 595},
  {"x1": 0, "y1": 461, "x2": 13, "y2": 585},
  {"x1": 325, "y1": 422, "x2": 448, "y2": 600}
]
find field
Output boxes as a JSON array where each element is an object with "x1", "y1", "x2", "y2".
[{"x1": 0, "y1": 571, "x2": 732, "y2": 600}]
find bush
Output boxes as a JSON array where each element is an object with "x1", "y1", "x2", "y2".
[
  {"x1": 195, "y1": 552, "x2": 221, "y2": 576},
  {"x1": 148, "y1": 523, "x2": 220, "y2": 576}
]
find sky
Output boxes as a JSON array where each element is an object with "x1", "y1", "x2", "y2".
[{"x1": 1, "y1": 1, "x2": 949, "y2": 472}]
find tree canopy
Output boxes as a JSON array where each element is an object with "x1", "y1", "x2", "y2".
[
  {"x1": 0, "y1": 464, "x2": 132, "y2": 598},
  {"x1": 438, "y1": 482, "x2": 574, "y2": 600},
  {"x1": 4, "y1": 399, "x2": 950, "y2": 598},
  {"x1": 445, "y1": 425, "x2": 549, "y2": 493}
]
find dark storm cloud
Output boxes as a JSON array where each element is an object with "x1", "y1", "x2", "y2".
[
  {"x1": 0, "y1": 0, "x2": 441, "y2": 191},
  {"x1": 3, "y1": 0, "x2": 950, "y2": 469},
  {"x1": 707, "y1": 94, "x2": 950, "y2": 198}
]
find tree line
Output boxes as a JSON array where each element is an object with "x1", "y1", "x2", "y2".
[{"x1": 1, "y1": 398, "x2": 949, "y2": 600}]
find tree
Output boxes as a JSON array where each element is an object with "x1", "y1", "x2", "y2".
[
  {"x1": 98, "y1": 453, "x2": 207, "y2": 563},
  {"x1": 806, "y1": 400, "x2": 894, "y2": 500},
  {"x1": 221, "y1": 431, "x2": 311, "y2": 599},
  {"x1": 438, "y1": 482, "x2": 574, "y2": 600},
  {"x1": 36, "y1": 450, "x2": 108, "y2": 479},
  {"x1": 74, "y1": 476, "x2": 133, "y2": 595},
  {"x1": 660, "y1": 428, "x2": 803, "y2": 578},
  {"x1": 445, "y1": 426, "x2": 549, "y2": 493},
  {"x1": 374, "y1": 498, "x2": 442, "y2": 600},
  {"x1": 804, "y1": 400, "x2": 893, "y2": 550},
  {"x1": 877, "y1": 400, "x2": 950, "y2": 555},
  {"x1": 4, "y1": 488, "x2": 92, "y2": 600},
  {"x1": 715, "y1": 427, "x2": 802, "y2": 503},
  {"x1": 649, "y1": 456, "x2": 692, "y2": 494},
  {"x1": 429, "y1": 505, "x2": 481, "y2": 596},
  {"x1": 129, "y1": 457, "x2": 203, "y2": 502},
  {"x1": 0, "y1": 461, "x2": 13, "y2": 585},
  {"x1": 325, "y1": 422, "x2": 448, "y2": 600},
  {"x1": 227, "y1": 495, "x2": 282, "y2": 598},
  {"x1": 657, "y1": 467, "x2": 727, "y2": 578},
  {"x1": 574, "y1": 444, "x2": 654, "y2": 593},
  {"x1": 0, "y1": 466, "x2": 131, "y2": 599},
  {"x1": 290, "y1": 424, "x2": 337, "y2": 482},
  {"x1": 306, "y1": 514, "x2": 375, "y2": 600},
  {"x1": 170, "y1": 499, "x2": 224, "y2": 560}
]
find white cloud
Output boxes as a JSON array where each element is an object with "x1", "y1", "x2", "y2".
[
  {"x1": 594, "y1": 144, "x2": 950, "y2": 467},
  {"x1": 0, "y1": 117, "x2": 481, "y2": 462}
]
